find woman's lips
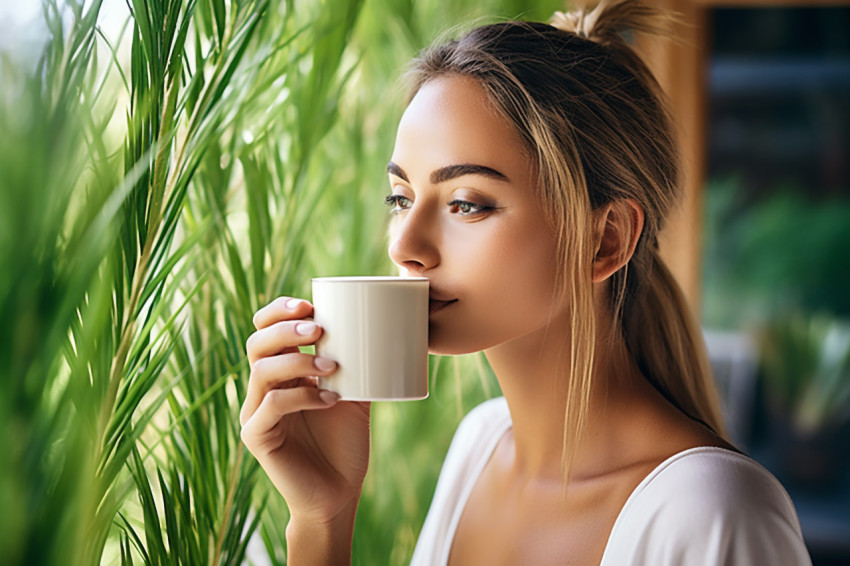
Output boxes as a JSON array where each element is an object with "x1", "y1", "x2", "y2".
[{"x1": 428, "y1": 298, "x2": 457, "y2": 315}]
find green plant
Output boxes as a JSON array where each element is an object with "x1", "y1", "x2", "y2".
[
  {"x1": 702, "y1": 177, "x2": 850, "y2": 329},
  {"x1": 1, "y1": 0, "x2": 285, "y2": 562},
  {"x1": 758, "y1": 313, "x2": 850, "y2": 436},
  {"x1": 0, "y1": 0, "x2": 131, "y2": 562}
]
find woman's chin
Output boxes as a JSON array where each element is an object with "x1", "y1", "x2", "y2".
[
  {"x1": 427, "y1": 332, "x2": 490, "y2": 357},
  {"x1": 427, "y1": 343, "x2": 473, "y2": 356}
]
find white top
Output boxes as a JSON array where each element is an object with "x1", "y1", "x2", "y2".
[{"x1": 411, "y1": 397, "x2": 812, "y2": 565}]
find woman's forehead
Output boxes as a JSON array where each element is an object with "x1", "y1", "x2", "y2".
[{"x1": 391, "y1": 75, "x2": 530, "y2": 180}]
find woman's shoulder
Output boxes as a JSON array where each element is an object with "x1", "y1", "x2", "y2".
[
  {"x1": 422, "y1": 396, "x2": 511, "y2": 485},
  {"x1": 439, "y1": 396, "x2": 511, "y2": 475},
  {"x1": 456, "y1": 396, "x2": 510, "y2": 435},
  {"x1": 423, "y1": 396, "x2": 512, "y2": 501},
  {"x1": 632, "y1": 447, "x2": 803, "y2": 523},
  {"x1": 602, "y1": 447, "x2": 812, "y2": 565}
]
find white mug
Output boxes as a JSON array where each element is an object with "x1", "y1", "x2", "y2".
[{"x1": 311, "y1": 276, "x2": 429, "y2": 401}]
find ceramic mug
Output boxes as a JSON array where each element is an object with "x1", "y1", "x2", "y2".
[{"x1": 311, "y1": 276, "x2": 429, "y2": 401}]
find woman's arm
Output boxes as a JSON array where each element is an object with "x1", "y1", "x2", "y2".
[{"x1": 286, "y1": 500, "x2": 360, "y2": 565}]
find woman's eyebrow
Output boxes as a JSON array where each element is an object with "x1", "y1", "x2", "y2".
[
  {"x1": 431, "y1": 164, "x2": 509, "y2": 184},
  {"x1": 386, "y1": 161, "x2": 509, "y2": 184},
  {"x1": 387, "y1": 161, "x2": 409, "y2": 182}
]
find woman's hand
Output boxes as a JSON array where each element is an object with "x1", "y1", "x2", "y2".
[{"x1": 240, "y1": 296, "x2": 371, "y2": 532}]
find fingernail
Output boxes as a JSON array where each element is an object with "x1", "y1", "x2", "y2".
[
  {"x1": 296, "y1": 321, "x2": 317, "y2": 335},
  {"x1": 319, "y1": 390, "x2": 340, "y2": 405},
  {"x1": 314, "y1": 356, "x2": 336, "y2": 372},
  {"x1": 286, "y1": 298, "x2": 302, "y2": 310}
]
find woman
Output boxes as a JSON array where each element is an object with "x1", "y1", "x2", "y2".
[{"x1": 240, "y1": 1, "x2": 811, "y2": 564}]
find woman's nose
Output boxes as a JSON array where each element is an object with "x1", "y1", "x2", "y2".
[{"x1": 388, "y1": 206, "x2": 440, "y2": 274}]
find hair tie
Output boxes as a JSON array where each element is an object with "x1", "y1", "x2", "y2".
[
  {"x1": 551, "y1": 8, "x2": 592, "y2": 41},
  {"x1": 551, "y1": 1, "x2": 679, "y2": 48}
]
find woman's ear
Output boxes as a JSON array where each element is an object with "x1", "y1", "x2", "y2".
[{"x1": 591, "y1": 200, "x2": 645, "y2": 283}]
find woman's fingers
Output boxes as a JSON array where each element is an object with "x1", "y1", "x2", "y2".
[
  {"x1": 253, "y1": 296, "x2": 313, "y2": 330},
  {"x1": 240, "y1": 385, "x2": 341, "y2": 454},
  {"x1": 246, "y1": 319, "x2": 323, "y2": 365},
  {"x1": 241, "y1": 352, "x2": 338, "y2": 426}
]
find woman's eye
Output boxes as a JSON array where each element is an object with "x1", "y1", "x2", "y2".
[
  {"x1": 448, "y1": 199, "x2": 492, "y2": 216},
  {"x1": 384, "y1": 194, "x2": 412, "y2": 213}
]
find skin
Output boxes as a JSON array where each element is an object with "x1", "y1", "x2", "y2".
[{"x1": 240, "y1": 75, "x2": 731, "y2": 565}]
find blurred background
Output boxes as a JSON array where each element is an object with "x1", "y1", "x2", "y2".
[
  {"x1": 699, "y1": 5, "x2": 850, "y2": 565},
  {"x1": 645, "y1": 3, "x2": 850, "y2": 564},
  {"x1": 0, "y1": 0, "x2": 846, "y2": 565}
]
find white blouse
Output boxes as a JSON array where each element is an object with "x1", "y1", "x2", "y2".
[{"x1": 411, "y1": 397, "x2": 811, "y2": 565}]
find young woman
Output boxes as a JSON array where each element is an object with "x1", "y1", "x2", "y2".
[{"x1": 240, "y1": 1, "x2": 811, "y2": 564}]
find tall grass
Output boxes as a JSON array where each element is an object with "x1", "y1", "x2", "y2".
[{"x1": 0, "y1": 0, "x2": 561, "y2": 564}]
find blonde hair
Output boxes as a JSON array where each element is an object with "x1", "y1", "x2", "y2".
[{"x1": 407, "y1": 0, "x2": 727, "y2": 471}]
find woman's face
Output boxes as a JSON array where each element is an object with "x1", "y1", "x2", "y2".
[{"x1": 387, "y1": 75, "x2": 566, "y2": 355}]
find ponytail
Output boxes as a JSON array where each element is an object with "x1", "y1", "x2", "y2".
[
  {"x1": 554, "y1": 0, "x2": 729, "y2": 439},
  {"x1": 624, "y1": 249, "x2": 727, "y2": 437}
]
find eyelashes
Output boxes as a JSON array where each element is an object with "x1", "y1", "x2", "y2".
[
  {"x1": 384, "y1": 194, "x2": 495, "y2": 217},
  {"x1": 447, "y1": 199, "x2": 495, "y2": 215},
  {"x1": 384, "y1": 194, "x2": 411, "y2": 213}
]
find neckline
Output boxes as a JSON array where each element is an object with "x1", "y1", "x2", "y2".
[
  {"x1": 440, "y1": 401, "x2": 513, "y2": 564},
  {"x1": 441, "y1": 403, "x2": 746, "y2": 565}
]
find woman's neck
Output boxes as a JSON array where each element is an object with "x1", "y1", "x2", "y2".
[{"x1": 483, "y1": 309, "x2": 650, "y2": 484}]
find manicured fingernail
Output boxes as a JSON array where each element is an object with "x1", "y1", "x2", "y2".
[
  {"x1": 286, "y1": 298, "x2": 302, "y2": 310},
  {"x1": 319, "y1": 390, "x2": 340, "y2": 405},
  {"x1": 314, "y1": 356, "x2": 336, "y2": 372},
  {"x1": 296, "y1": 322, "x2": 317, "y2": 335}
]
